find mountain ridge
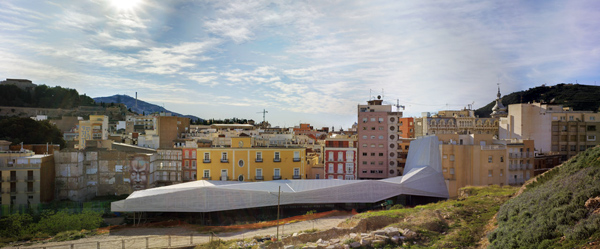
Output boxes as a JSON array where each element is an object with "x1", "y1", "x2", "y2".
[{"x1": 93, "y1": 94, "x2": 203, "y2": 121}]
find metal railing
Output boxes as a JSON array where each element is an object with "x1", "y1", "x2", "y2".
[
  {"x1": 255, "y1": 176, "x2": 264, "y2": 180},
  {"x1": 292, "y1": 175, "x2": 301, "y2": 179},
  {"x1": 293, "y1": 158, "x2": 301, "y2": 162},
  {"x1": 273, "y1": 176, "x2": 282, "y2": 180},
  {"x1": 273, "y1": 158, "x2": 281, "y2": 162}
]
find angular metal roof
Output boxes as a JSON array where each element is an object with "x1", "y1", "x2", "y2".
[{"x1": 111, "y1": 136, "x2": 448, "y2": 213}]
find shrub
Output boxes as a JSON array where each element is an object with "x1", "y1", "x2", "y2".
[{"x1": 489, "y1": 146, "x2": 600, "y2": 248}]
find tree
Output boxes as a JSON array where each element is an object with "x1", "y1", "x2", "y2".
[{"x1": 0, "y1": 117, "x2": 66, "y2": 148}]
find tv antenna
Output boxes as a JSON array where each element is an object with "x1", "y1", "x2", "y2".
[{"x1": 257, "y1": 109, "x2": 268, "y2": 123}]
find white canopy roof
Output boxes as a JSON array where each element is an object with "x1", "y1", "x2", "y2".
[{"x1": 111, "y1": 136, "x2": 448, "y2": 213}]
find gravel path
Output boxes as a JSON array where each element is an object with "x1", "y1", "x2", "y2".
[{"x1": 7, "y1": 215, "x2": 353, "y2": 249}]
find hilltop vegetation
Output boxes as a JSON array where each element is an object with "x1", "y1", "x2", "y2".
[
  {"x1": 0, "y1": 117, "x2": 66, "y2": 148},
  {"x1": 0, "y1": 84, "x2": 95, "y2": 109},
  {"x1": 488, "y1": 146, "x2": 600, "y2": 248},
  {"x1": 476, "y1": 84, "x2": 600, "y2": 117}
]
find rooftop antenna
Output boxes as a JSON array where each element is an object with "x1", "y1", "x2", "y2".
[
  {"x1": 369, "y1": 89, "x2": 372, "y2": 100},
  {"x1": 257, "y1": 109, "x2": 268, "y2": 123},
  {"x1": 382, "y1": 88, "x2": 384, "y2": 100},
  {"x1": 135, "y1": 92, "x2": 138, "y2": 111}
]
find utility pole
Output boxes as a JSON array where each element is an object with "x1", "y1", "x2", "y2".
[{"x1": 276, "y1": 186, "x2": 281, "y2": 240}]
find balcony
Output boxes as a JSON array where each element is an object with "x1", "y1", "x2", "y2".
[
  {"x1": 26, "y1": 188, "x2": 35, "y2": 194},
  {"x1": 7, "y1": 177, "x2": 17, "y2": 182},
  {"x1": 273, "y1": 158, "x2": 281, "y2": 162},
  {"x1": 293, "y1": 158, "x2": 301, "y2": 162},
  {"x1": 273, "y1": 176, "x2": 282, "y2": 180},
  {"x1": 202, "y1": 176, "x2": 211, "y2": 180},
  {"x1": 26, "y1": 176, "x2": 35, "y2": 182},
  {"x1": 255, "y1": 158, "x2": 263, "y2": 163},
  {"x1": 292, "y1": 175, "x2": 301, "y2": 179},
  {"x1": 255, "y1": 176, "x2": 264, "y2": 180},
  {"x1": 203, "y1": 159, "x2": 211, "y2": 163},
  {"x1": 220, "y1": 159, "x2": 229, "y2": 163}
]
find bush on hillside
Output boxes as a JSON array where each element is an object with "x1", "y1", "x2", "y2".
[{"x1": 488, "y1": 146, "x2": 600, "y2": 248}]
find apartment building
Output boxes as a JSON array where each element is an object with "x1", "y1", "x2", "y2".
[
  {"x1": 323, "y1": 138, "x2": 357, "y2": 180},
  {"x1": 500, "y1": 103, "x2": 600, "y2": 161},
  {"x1": 182, "y1": 148, "x2": 197, "y2": 181},
  {"x1": 357, "y1": 96, "x2": 402, "y2": 179},
  {"x1": 154, "y1": 148, "x2": 182, "y2": 186},
  {"x1": 196, "y1": 137, "x2": 305, "y2": 181},
  {"x1": 397, "y1": 117, "x2": 415, "y2": 173},
  {"x1": 506, "y1": 140, "x2": 535, "y2": 185},
  {"x1": 0, "y1": 146, "x2": 54, "y2": 208},
  {"x1": 78, "y1": 115, "x2": 109, "y2": 149},
  {"x1": 436, "y1": 134, "x2": 531, "y2": 198},
  {"x1": 415, "y1": 109, "x2": 499, "y2": 137}
]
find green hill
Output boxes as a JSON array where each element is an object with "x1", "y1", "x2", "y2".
[
  {"x1": 0, "y1": 84, "x2": 95, "y2": 109},
  {"x1": 488, "y1": 146, "x2": 600, "y2": 248},
  {"x1": 475, "y1": 84, "x2": 600, "y2": 117}
]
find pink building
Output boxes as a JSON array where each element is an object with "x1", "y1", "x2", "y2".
[
  {"x1": 182, "y1": 148, "x2": 197, "y2": 181},
  {"x1": 323, "y1": 138, "x2": 357, "y2": 179},
  {"x1": 357, "y1": 96, "x2": 402, "y2": 179}
]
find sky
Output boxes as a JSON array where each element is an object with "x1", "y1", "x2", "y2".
[{"x1": 1, "y1": 0, "x2": 600, "y2": 129}]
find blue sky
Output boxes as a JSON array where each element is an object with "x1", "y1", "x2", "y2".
[{"x1": 1, "y1": 0, "x2": 599, "y2": 128}]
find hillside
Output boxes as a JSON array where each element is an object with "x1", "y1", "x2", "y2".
[
  {"x1": 93, "y1": 94, "x2": 203, "y2": 122},
  {"x1": 0, "y1": 84, "x2": 95, "y2": 109},
  {"x1": 488, "y1": 146, "x2": 600, "y2": 248},
  {"x1": 475, "y1": 83, "x2": 600, "y2": 117}
]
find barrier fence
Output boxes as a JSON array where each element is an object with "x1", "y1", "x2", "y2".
[{"x1": 7, "y1": 234, "x2": 203, "y2": 249}]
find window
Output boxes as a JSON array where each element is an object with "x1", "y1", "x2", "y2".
[
  {"x1": 338, "y1": 152, "x2": 343, "y2": 160},
  {"x1": 500, "y1": 169, "x2": 504, "y2": 177},
  {"x1": 370, "y1": 135, "x2": 375, "y2": 139},
  {"x1": 338, "y1": 175, "x2": 343, "y2": 180},
  {"x1": 238, "y1": 159, "x2": 244, "y2": 167},
  {"x1": 191, "y1": 161, "x2": 196, "y2": 169},
  {"x1": 378, "y1": 135, "x2": 383, "y2": 139},
  {"x1": 294, "y1": 151, "x2": 300, "y2": 161},
  {"x1": 362, "y1": 143, "x2": 367, "y2": 147},
  {"x1": 362, "y1": 118, "x2": 367, "y2": 123},
  {"x1": 256, "y1": 169, "x2": 263, "y2": 180},
  {"x1": 274, "y1": 168, "x2": 281, "y2": 177},
  {"x1": 450, "y1": 168, "x2": 455, "y2": 175},
  {"x1": 274, "y1": 152, "x2": 281, "y2": 162},
  {"x1": 362, "y1": 161, "x2": 367, "y2": 165},
  {"x1": 293, "y1": 168, "x2": 300, "y2": 176},
  {"x1": 371, "y1": 118, "x2": 376, "y2": 122},
  {"x1": 328, "y1": 163, "x2": 334, "y2": 173},
  {"x1": 256, "y1": 152, "x2": 263, "y2": 162},
  {"x1": 570, "y1": 145, "x2": 576, "y2": 151},
  {"x1": 346, "y1": 164, "x2": 353, "y2": 173},
  {"x1": 569, "y1": 116, "x2": 574, "y2": 121},
  {"x1": 488, "y1": 170, "x2": 493, "y2": 177},
  {"x1": 191, "y1": 151, "x2": 196, "y2": 159},
  {"x1": 345, "y1": 175, "x2": 354, "y2": 180},
  {"x1": 203, "y1": 170, "x2": 210, "y2": 178},
  {"x1": 450, "y1": 155, "x2": 455, "y2": 161},
  {"x1": 221, "y1": 152, "x2": 228, "y2": 162},
  {"x1": 443, "y1": 154, "x2": 447, "y2": 159},
  {"x1": 184, "y1": 161, "x2": 189, "y2": 168},
  {"x1": 500, "y1": 156, "x2": 504, "y2": 162},
  {"x1": 337, "y1": 163, "x2": 344, "y2": 173},
  {"x1": 316, "y1": 174, "x2": 320, "y2": 179},
  {"x1": 362, "y1": 152, "x2": 367, "y2": 156},
  {"x1": 488, "y1": 156, "x2": 493, "y2": 163},
  {"x1": 328, "y1": 152, "x2": 333, "y2": 161},
  {"x1": 591, "y1": 116, "x2": 596, "y2": 121},
  {"x1": 203, "y1": 152, "x2": 210, "y2": 163},
  {"x1": 378, "y1": 126, "x2": 383, "y2": 130},
  {"x1": 346, "y1": 151, "x2": 353, "y2": 162},
  {"x1": 378, "y1": 153, "x2": 384, "y2": 156},
  {"x1": 588, "y1": 135, "x2": 597, "y2": 141},
  {"x1": 362, "y1": 135, "x2": 367, "y2": 139},
  {"x1": 378, "y1": 118, "x2": 383, "y2": 123}
]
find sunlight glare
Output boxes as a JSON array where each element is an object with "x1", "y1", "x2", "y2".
[{"x1": 110, "y1": 0, "x2": 142, "y2": 10}]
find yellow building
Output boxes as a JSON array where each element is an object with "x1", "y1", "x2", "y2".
[
  {"x1": 78, "y1": 115, "x2": 109, "y2": 149},
  {"x1": 436, "y1": 134, "x2": 532, "y2": 198},
  {"x1": 1, "y1": 142, "x2": 55, "y2": 208},
  {"x1": 196, "y1": 137, "x2": 305, "y2": 181}
]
